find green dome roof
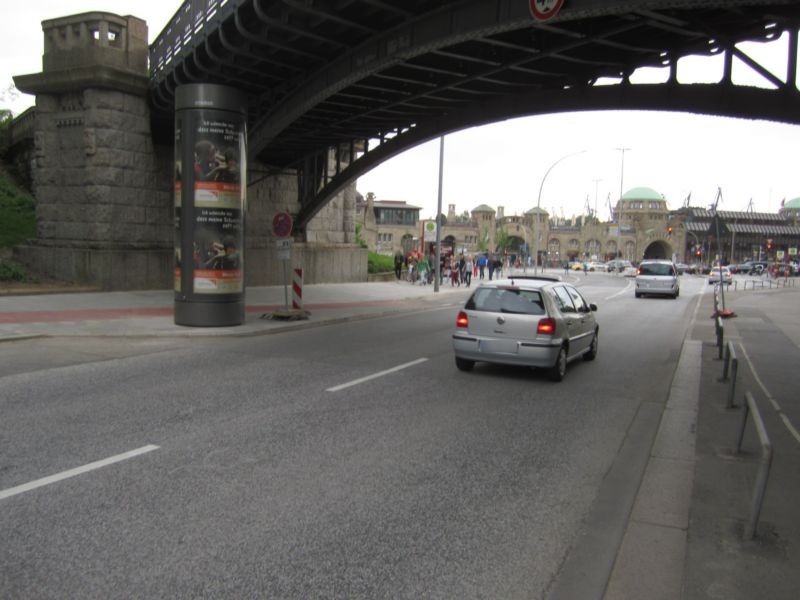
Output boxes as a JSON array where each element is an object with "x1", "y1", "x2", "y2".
[
  {"x1": 621, "y1": 187, "x2": 663, "y2": 201},
  {"x1": 784, "y1": 197, "x2": 800, "y2": 209},
  {"x1": 472, "y1": 204, "x2": 496, "y2": 213}
]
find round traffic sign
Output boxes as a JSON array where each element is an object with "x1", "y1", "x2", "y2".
[
  {"x1": 272, "y1": 212, "x2": 293, "y2": 238},
  {"x1": 529, "y1": 0, "x2": 565, "y2": 21}
]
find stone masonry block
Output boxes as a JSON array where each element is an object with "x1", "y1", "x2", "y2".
[
  {"x1": 91, "y1": 148, "x2": 135, "y2": 169},
  {"x1": 122, "y1": 94, "x2": 149, "y2": 116},
  {"x1": 57, "y1": 221, "x2": 90, "y2": 240},
  {"x1": 93, "y1": 166, "x2": 125, "y2": 186},
  {"x1": 113, "y1": 205, "x2": 146, "y2": 224},
  {"x1": 84, "y1": 88, "x2": 126, "y2": 111}
]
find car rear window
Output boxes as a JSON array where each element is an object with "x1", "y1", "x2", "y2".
[
  {"x1": 638, "y1": 263, "x2": 675, "y2": 276},
  {"x1": 465, "y1": 287, "x2": 545, "y2": 315}
]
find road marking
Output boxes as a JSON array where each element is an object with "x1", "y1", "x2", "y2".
[
  {"x1": 0, "y1": 445, "x2": 160, "y2": 501},
  {"x1": 326, "y1": 358, "x2": 428, "y2": 392},
  {"x1": 605, "y1": 279, "x2": 633, "y2": 300},
  {"x1": 738, "y1": 343, "x2": 800, "y2": 445}
]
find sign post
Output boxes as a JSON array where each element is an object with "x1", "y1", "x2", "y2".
[{"x1": 262, "y1": 212, "x2": 309, "y2": 321}]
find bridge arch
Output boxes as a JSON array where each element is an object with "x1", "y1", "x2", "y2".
[
  {"x1": 643, "y1": 240, "x2": 675, "y2": 260},
  {"x1": 145, "y1": 1, "x2": 800, "y2": 230}
]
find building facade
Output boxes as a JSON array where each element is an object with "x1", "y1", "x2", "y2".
[{"x1": 357, "y1": 187, "x2": 800, "y2": 267}]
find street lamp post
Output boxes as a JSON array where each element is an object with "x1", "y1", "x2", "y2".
[
  {"x1": 615, "y1": 147, "x2": 631, "y2": 267},
  {"x1": 534, "y1": 150, "x2": 586, "y2": 275}
]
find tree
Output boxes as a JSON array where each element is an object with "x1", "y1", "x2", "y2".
[
  {"x1": 495, "y1": 228, "x2": 510, "y2": 253},
  {"x1": 478, "y1": 227, "x2": 490, "y2": 252}
]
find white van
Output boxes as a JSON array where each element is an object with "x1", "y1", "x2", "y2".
[{"x1": 634, "y1": 260, "x2": 680, "y2": 299}]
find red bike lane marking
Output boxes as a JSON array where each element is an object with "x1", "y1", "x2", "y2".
[{"x1": 0, "y1": 300, "x2": 406, "y2": 324}]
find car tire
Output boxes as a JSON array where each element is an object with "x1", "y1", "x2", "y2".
[
  {"x1": 583, "y1": 330, "x2": 598, "y2": 361},
  {"x1": 455, "y1": 357, "x2": 474, "y2": 372},
  {"x1": 635, "y1": 292, "x2": 642, "y2": 298},
  {"x1": 674, "y1": 289, "x2": 680, "y2": 298},
  {"x1": 549, "y1": 346, "x2": 567, "y2": 382}
]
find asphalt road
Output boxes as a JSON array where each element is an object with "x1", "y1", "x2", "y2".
[{"x1": 0, "y1": 275, "x2": 708, "y2": 599}]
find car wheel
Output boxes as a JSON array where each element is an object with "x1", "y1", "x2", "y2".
[
  {"x1": 583, "y1": 330, "x2": 598, "y2": 361},
  {"x1": 635, "y1": 292, "x2": 642, "y2": 298},
  {"x1": 455, "y1": 357, "x2": 474, "y2": 372},
  {"x1": 549, "y1": 346, "x2": 567, "y2": 382},
  {"x1": 674, "y1": 289, "x2": 680, "y2": 298}
]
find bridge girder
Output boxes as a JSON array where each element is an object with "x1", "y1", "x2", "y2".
[{"x1": 148, "y1": 0, "x2": 800, "y2": 231}]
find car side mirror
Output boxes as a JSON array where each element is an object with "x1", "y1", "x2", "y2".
[{"x1": 589, "y1": 303, "x2": 598, "y2": 312}]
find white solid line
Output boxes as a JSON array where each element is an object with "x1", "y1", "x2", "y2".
[
  {"x1": 0, "y1": 444, "x2": 160, "y2": 501},
  {"x1": 327, "y1": 358, "x2": 429, "y2": 392},
  {"x1": 780, "y1": 414, "x2": 800, "y2": 444},
  {"x1": 738, "y1": 343, "x2": 800, "y2": 445},
  {"x1": 604, "y1": 280, "x2": 633, "y2": 300},
  {"x1": 738, "y1": 344, "x2": 782, "y2": 412}
]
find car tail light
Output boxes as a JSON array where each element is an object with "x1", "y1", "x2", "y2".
[
  {"x1": 537, "y1": 317, "x2": 556, "y2": 335},
  {"x1": 456, "y1": 311, "x2": 469, "y2": 328}
]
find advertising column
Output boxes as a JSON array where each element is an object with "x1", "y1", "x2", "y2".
[{"x1": 174, "y1": 84, "x2": 247, "y2": 326}]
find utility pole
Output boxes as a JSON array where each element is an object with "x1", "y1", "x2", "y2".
[
  {"x1": 593, "y1": 178, "x2": 602, "y2": 221},
  {"x1": 616, "y1": 148, "x2": 631, "y2": 263}
]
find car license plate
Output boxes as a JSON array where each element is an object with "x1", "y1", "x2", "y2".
[{"x1": 480, "y1": 340, "x2": 519, "y2": 354}]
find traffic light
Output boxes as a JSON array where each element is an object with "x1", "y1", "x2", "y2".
[
  {"x1": 767, "y1": 239, "x2": 774, "y2": 251},
  {"x1": 667, "y1": 225, "x2": 673, "y2": 236}
]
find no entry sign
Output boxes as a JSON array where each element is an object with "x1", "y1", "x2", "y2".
[
  {"x1": 529, "y1": 0, "x2": 565, "y2": 21},
  {"x1": 272, "y1": 212, "x2": 293, "y2": 238}
]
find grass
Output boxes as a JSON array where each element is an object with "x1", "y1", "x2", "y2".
[
  {"x1": 368, "y1": 251, "x2": 394, "y2": 274},
  {"x1": 0, "y1": 169, "x2": 36, "y2": 247},
  {"x1": 0, "y1": 166, "x2": 35, "y2": 281}
]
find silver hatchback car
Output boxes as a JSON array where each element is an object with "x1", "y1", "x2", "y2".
[
  {"x1": 452, "y1": 276, "x2": 599, "y2": 381},
  {"x1": 634, "y1": 259, "x2": 680, "y2": 299}
]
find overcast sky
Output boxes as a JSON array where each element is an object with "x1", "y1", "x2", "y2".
[{"x1": 3, "y1": 2, "x2": 798, "y2": 221}]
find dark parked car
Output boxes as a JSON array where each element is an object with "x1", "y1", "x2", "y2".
[{"x1": 452, "y1": 275, "x2": 598, "y2": 381}]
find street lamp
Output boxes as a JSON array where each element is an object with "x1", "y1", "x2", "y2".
[
  {"x1": 615, "y1": 147, "x2": 631, "y2": 266},
  {"x1": 534, "y1": 150, "x2": 586, "y2": 275}
]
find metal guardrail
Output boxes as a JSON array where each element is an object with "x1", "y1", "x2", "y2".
[
  {"x1": 149, "y1": 0, "x2": 239, "y2": 80},
  {"x1": 737, "y1": 277, "x2": 797, "y2": 291},
  {"x1": 735, "y1": 391, "x2": 774, "y2": 540},
  {"x1": 719, "y1": 340, "x2": 739, "y2": 409}
]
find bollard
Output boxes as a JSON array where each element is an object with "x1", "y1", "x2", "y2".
[
  {"x1": 720, "y1": 342, "x2": 740, "y2": 409},
  {"x1": 292, "y1": 268, "x2": 304, "y2": 310},
  {"x1": 716, "y1": 316, "x2": 724, "y2": 359},
  {"x1": 736, "y1": 392, "x2": 774, "y2": 540}
]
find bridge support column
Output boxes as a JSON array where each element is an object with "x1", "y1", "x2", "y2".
[{"x1": 13, "y1": 12, "x2": 172, "y2": 290}]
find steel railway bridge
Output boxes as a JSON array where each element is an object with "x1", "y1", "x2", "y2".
[{"x1": 148, "y1": 0, "x2": 800, "y2": 232}]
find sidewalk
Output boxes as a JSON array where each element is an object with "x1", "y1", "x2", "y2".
[
  {"x1": 683, "y1": 286, "x2": 800, "y2": 599},
  {"x1": 605, "y1": 285, "x2": 800, "y2": 599},
  {"x1": 0, "y1": 280, "x2": 473, "y2": 341}
]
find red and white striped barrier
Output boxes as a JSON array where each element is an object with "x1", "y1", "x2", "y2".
[{"x1": 292, "y1": 268, "x2": 303, "y2": 310}]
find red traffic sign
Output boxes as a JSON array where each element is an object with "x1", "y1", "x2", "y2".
[
  {"x1": 529, "y1": 0, "x2": 565, "y2": 21},
  {"x1": 272, "y1": 212, "x2": 293, "y2": 238}
]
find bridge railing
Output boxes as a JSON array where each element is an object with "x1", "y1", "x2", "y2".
[
  {"x1": 1, "y1": 107, "x2": 36, "y2": 156},
  {"x1": 149, "y1": 0, "x2": 239, "y2": 80}
]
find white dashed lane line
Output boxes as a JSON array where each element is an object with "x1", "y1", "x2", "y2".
[{"x1": 0, "y1": 445, "x2": 160, "y2": 501}]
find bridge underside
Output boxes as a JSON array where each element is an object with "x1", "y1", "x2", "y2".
[{"x1": 149, "y1": 1, "x2": 800, "y2": 230}]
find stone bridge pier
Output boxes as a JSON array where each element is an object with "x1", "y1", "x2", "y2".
[{"x1": 13, "y1": 11, "x2": 366, "y2": 290}]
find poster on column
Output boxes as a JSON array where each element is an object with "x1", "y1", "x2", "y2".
[
  {"x1": 191, "y1": 117, "x2": 245, "y2": 294},
  {"x1": 174, "y1": 121, "x2": 182, "y2": 292}
]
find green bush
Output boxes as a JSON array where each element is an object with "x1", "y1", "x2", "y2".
[
  {"x1": 0, "y1": 172, "x2": 36, "y2": 247},
  {"x1": 0, "y1": 258, "x2": 27, "y2": 281},
  {"x1": 368, "y1": 251, "x2": 394, "y2": 274}
]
